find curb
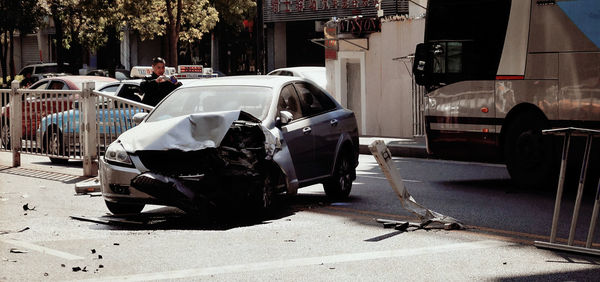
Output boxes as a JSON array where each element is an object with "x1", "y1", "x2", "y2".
[{"x1": 359, "y1": 144, "x2": 428, "y2": 159}]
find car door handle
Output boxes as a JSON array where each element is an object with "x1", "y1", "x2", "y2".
[
  {"x1": 330, "y1": 119, "x2": 338, "y2": 127},
  {"x1": 302, "y1": 127, "x2": 312, "y2": 135}
]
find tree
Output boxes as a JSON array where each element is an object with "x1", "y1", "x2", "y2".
[
  {"x1": 47, "y1": 0, "x2": 123, "y2": 72},
  {"x1": 123, "y1": 0, "x2": 219, "y2": 66},
  {"x1": 0, "y1": 0, "x2": 47, "y2": 86}
]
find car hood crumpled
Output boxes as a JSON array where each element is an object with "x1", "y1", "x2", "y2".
[{"x1": 118, "y1": 110, "x2": 242, "y2": 152}]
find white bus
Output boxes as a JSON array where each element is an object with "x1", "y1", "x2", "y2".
[{"x1": 413, "y1": 0, "x2": 600, "y2": 188}]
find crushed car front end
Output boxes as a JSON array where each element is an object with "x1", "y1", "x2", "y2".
[{"x1": 100, "y1": 110, "x2": 283, "y2": 214}]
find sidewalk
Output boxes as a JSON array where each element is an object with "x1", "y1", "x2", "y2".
[{"x1": 359, "y1": 136, "x2": 427, "y2": 158}]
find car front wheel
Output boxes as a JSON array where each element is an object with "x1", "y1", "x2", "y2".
[
  {"x1": 105, "y1": 200, "x2": 145, "y2": 215},
  {"x1": 324, "y1": 149, "x2": 355, "y2": 200}
]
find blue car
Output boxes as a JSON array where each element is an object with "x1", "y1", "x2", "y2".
[{"x1": 37, "y1": 80, "x2": 147, "y2": 163}]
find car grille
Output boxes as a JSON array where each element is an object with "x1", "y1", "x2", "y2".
[{"x1": 136, "y1": 149, "x2": 225, "y2": 176}]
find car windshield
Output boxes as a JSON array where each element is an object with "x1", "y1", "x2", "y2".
[{"x1": 146, "y1": 85, "x2": 273, "y2": 122}]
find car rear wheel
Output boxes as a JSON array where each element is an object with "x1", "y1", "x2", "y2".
[
  {"x1": 105, "y1": 200, "x2": 145, "y2": 215},
  {"x1": 44, "y1": 128, "x2": 68, "y2": 164},
  {"x1": 0, "y1": 119, "x2": 10, "y2": 149},
  {"x1": 324, "y1": 149, "x2": 355, "y2": 200}
]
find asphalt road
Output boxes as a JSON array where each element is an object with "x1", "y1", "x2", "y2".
[{"x1": 1, "y1": 152, "x2": 600, "y2": 281}]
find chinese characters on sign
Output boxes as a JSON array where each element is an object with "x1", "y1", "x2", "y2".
[{"x1": 272, "y1": 0, "x2": 374, "y2": 13}]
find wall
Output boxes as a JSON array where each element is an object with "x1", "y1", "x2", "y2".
[{"x1": 327, "y1": 18, "x2": 425, "y2": 138}]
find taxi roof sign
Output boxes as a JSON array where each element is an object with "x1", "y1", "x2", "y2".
[{"x1": 130, "y1": 66, "x2": 177, "y2": 78}]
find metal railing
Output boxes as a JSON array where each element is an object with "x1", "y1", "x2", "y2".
[
  {"x1": 412, "y1": 79, "x2": 426, "y2": 137},
  {"x1": 3, "y1": 80, "x2": 154, "y2": 176},
  {"x1": 534, "y1": 127, "x2": 600, "y2": 256},
  {"x1": 94, "y1": 90, "x2": 153, "y2": 156}
]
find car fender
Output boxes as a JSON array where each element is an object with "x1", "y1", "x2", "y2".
[
  {"x1": 329, "y1": 131, "x2": 358, "y2": 176},
  {"x1": 271, "y1": 128, "x2": 299, "y2": 195}
]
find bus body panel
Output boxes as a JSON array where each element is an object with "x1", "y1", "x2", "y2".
[
  {"x1": 558, "y1": 52, "x2": 600, "y2": 122},
  {"x1": 425, "y1": 81, "x2": 498, "y2": 160},
  {"x1": 497, "y1": 0, "x2": 530, "y2": 77},
  {"x1": 495, "y1": 80, "x2": 559, "y2": 120},
  {"x1": 529, "y1": 1, "x2": 600, "y2": 53},
  {"x1": 525, "y1": 53, "x2": 558, "y2": 80}
]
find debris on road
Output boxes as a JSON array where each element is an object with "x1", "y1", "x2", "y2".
[
  {"x1": 22, "y1": 203, "x2": 36, "y2": 211},
  {"x1": 72, "y1": 266, "x2": 81, "y2": 272},
  {"x1": 0, "y1": 227, "x2": 29, "y2": 235},
  {"x1": 2, "y1": 257, "x2": 18, "y2": 262},
  {"x1": 9, "y1": 248, "x2": 28, "y2": 254},
  {"x1": 74, "y1": 178, "x2": 101, "y2": 195},
  {"x1": 369, "y1": 140, "x2": 463, "y2": 230},
  {"x1": 91, "y1": 249, "x2": 96, "y2": 254},
  {"x1": 70, "y1": 215, "x2": 147, "y2": 226},
  {"x1": 113, "y1": 243, "x2": 120, "y2": 246}
]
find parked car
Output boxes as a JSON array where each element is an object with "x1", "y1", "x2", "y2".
[
  {"x1": 18, "y1": 63, "x2": 72, "y2": 83},
  {"x1": 99, "y1": 75, "x2": 359, "y2": 215},
  {"x1": 0, "y1": 76, "x2": 118, "y2": 161},
  {"x1": 87, "y1": 69, "x2": 131, "y2": 81},
  {"x1": 97, "y1": 79, "x2": 143, "y2": 102},
  {"x1": 267, "y1": 67, "x2": 326, "y2": 89}
]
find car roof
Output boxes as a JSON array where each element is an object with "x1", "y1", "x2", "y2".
[
  {"x1": 268, "y1": 66, "x2": 325, "y2": 74},
  {"x1": 32, "y1": 75, "x2": 119, "y2": 90},
  {"x1": 179, "y1": 75, "x2": 301, "y2": 89}
]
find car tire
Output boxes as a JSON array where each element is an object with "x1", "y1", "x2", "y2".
[
  {"x1": 324, "y1": 149, "x2": 355, "y2": 200},
  {"x1": 105, "y1": 200, "x2": 145, "y2": 215},
  {"x1": 44, "y1": 128, "x2": 68, "y2": 164},
  {"x1": 504, "y1": 111, "x2": 557, "y2": 189},
  {"x1": 0, "y1": 119, "x2": 10, "y2": 150}
]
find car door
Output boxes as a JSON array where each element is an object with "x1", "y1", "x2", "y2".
[
  {"x1": 277, "y1": 83, "x2": 315, "y2": 181},
  {"x1": 293, "y1": 82, "x2": 340, "y2": 179}
]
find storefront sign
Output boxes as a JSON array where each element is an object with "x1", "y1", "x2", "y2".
[
  {"x1": 264, "y1": 0, "x2": 407, "y2": 23},
  {"x1": 338, "y1": 17, "x2": 380, "y2": 37}
]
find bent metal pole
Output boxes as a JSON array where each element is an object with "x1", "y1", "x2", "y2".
[{"x1": 369, "y1": 140, "x2": 462, "y2": 228}]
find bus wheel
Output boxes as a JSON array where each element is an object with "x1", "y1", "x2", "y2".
[{"x1": 504, "y1": 111, "x2": 556, "y2": 189}]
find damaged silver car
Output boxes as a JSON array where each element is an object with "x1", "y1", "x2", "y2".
[{"x1": 99, "y1": 76, "x2": 359, "y2": 215}]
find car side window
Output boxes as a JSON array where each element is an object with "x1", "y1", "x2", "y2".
[
  {"x1": 19, "y1": 67, "x2": 33, "y2": 76},
  {"x1": 100, "y1": 85, "x2": 119, "y2": 93},
  {"x1": 117, "y1": 85, "x2": 143, "y2": 103},
  {"x1": 277, "y1": 84, "x2": 303, "y2": 120},
  {"x1": 280, "y1": 71, "x2": 294, "y2": 76},
  {"x1": 49, "y1": 81, "x2": 66, "y2": 90},
  {"x1": 29, "y1": 81, "x2": 49, "y2": 89},
  {"x1": 294, "y1": 82, "x2": 337, "y2": 116}
]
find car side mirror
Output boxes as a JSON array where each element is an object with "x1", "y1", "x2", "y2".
[
  {"x1": 278, "y1": 110, "x2": 293, "y2": 126},
  {"x1": 133, "y1": 112, "x2": 149, "y2": 125}
]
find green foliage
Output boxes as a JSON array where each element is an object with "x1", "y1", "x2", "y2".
[
  {"x1": 212, "y1": 0, "x2": 256, "y2": 27},
  {"x1": 124, "y1": 0, "x2": 219, "y2": 43},
  {"x1": 47, "y1": 0, "x2": 122, "y2": 50}
]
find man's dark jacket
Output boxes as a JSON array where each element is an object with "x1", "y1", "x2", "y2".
[{"x1": 140, "y1": 73, "x2": 182, "y2": 106}]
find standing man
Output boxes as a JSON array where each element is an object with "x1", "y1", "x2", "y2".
[{"x1": 140, "y1": 57, "x2": 182, "y2": 106}]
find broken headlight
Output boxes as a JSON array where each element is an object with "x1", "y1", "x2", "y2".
[{"x1": 105, "y1": 142, "x2": 133, "y2": 166}]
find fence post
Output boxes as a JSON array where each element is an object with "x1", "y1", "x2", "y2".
[
  {"x1": 81, "y1": 81, "x2": 98, "y2": 176},
  {"x1": 10, "y1": 81, "x2": 21, "y2": 167}
]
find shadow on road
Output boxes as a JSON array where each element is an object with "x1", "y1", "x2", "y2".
[
  {"x1": 80, "y1": 193, "x2": 340, "y2": 232},
  {"x1": 0, "y1": 164, "x2": 89, "y2": 184}
]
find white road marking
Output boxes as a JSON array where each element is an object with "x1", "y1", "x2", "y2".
[
  {"x1": 76, "y1": 240, "x2": 507, "y2": 281},
  {"x1": 358, "y1": 174, "x2": 422, "y2": 183},
  {"x1": 1, "y1": 239, "x2": 84, "y2": 260}
]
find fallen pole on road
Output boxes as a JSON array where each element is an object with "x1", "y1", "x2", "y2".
[{"x1": 369, "y1": 140, "x2": 463, "y2": 230}]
